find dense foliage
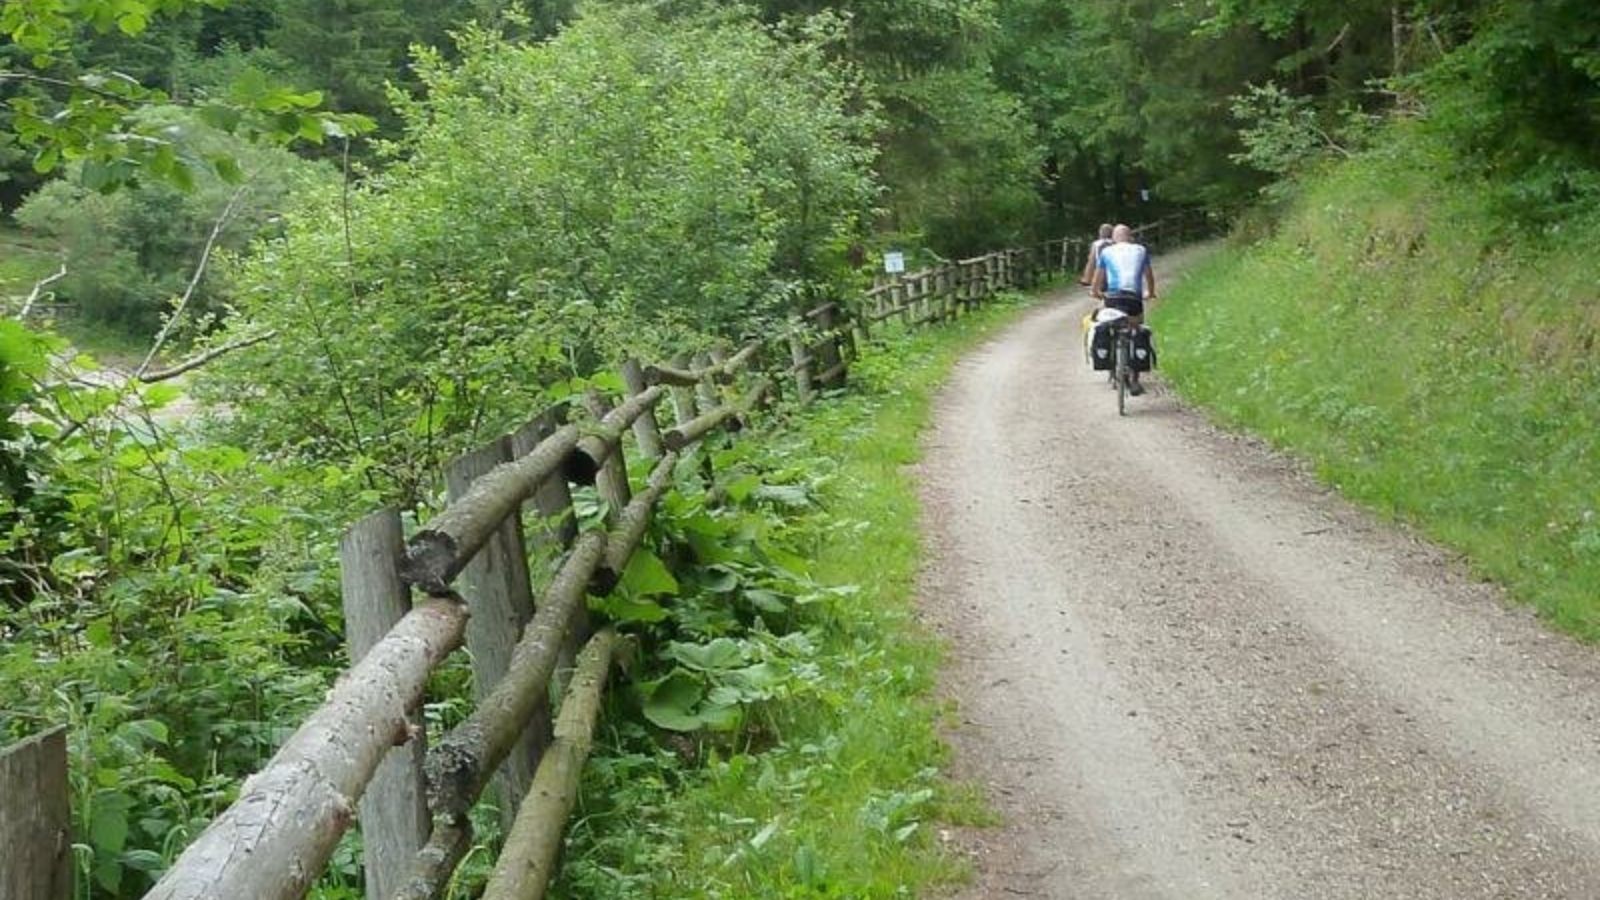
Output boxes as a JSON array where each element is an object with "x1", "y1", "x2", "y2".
[
  {"x1": 198, "y1": 7, "x2": 878, "y2": 504},
  {"x1": 14, "y1": 106, "x2": 328, "y2": 331},
  {"x1": 12, "y1": 0, "x2": 1598, "y2": 340},
  {"x1": 0, "y1": 325, "x2": 358, "y2": 895}
]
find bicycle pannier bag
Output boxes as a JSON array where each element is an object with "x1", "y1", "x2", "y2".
[
  {"x1": 1131, "y1": 327, "x2": 1156, "y2": 372},
  {"x1": 1090, "y1": 323, "x2": 1115, "y2": 370}
]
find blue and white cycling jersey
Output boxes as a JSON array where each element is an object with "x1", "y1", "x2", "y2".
[{"x1": 1098, "y1": 242, "x2": 1150, "y2": 297}]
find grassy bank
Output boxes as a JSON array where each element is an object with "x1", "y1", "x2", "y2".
[
  {"x1": 0, "y1": 225, "x2": 58, "y2": 298},
  {"x1": 1155, "y1": 136, "x2": 1600, "y2": 639},
  {"x1": 552, "y1": 290, "x2": 1041, "y2": 897},
  {"x1": 2, "y1": 225, "x2": 151, "y2": 364}
]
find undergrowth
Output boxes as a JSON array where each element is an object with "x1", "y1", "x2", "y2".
[
  {"x1": 1155, "y1": 129, "x2": 1600, "y2": 640},
  {"x1": 550, "y1": 291, "x2": 1040, "y2": 898}
]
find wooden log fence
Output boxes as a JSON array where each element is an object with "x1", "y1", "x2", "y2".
[
  {"x1": 135, "y1": 313, "x2": 806, "y2": 900},
  {"x1": 0, "y1": 212, "x2": 1209, "y2": 900}
]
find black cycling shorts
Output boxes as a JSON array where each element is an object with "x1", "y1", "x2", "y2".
[{"x1": 1104, "y1": 292, "x2": 1144, "y2": 318}]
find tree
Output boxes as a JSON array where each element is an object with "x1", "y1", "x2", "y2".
[
  {"x1": 1, "y1": 0, "x2": 368, "y2": 194},
  {"x1": 199, "y1": 7, "x2": 879, "y2": 503}
]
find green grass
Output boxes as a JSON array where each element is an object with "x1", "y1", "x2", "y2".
[
  {"x1": 2, "y1": 225, "x2": 154, "y2": 366},
  {"x1": 52, "y1": 317, "x2": 151, "y2": 367},
  {"x1": 1155, "y1": 135, "x2": 1600, "y2": 640},
  {"x1": 553, "y1": 291, "x2": 1042, "y2": 898},
  {"x1": 0, "y1": 225, "x2": 61, "y2": 300}
]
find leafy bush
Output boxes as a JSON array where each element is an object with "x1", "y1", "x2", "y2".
[
  {"x1": 0, "y1": 323, "x2": 361, "y2": 896},
  {"x1": 879, "y1": 65, "x2": 1044, "y2": 254},
  {"x1": 1416, "y1": 0, "x2": 1600, "y2": 219},
  {"x1": 200, "y1": 7, "x2": 879, "y2": 503}
]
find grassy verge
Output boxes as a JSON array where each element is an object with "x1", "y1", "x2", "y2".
[
  {"x1": 1154, "y1": 134, "x2": 1600, "y2": 640},
  {"x1": 552, "y1": 289, "x2": 1044, "y2": 898},
  {"x1": 2, "y1": 225, "x2": 152, "y2": 365},
  {"x1": 0, "y1": 224, "x2": 59, "y2": 298}
]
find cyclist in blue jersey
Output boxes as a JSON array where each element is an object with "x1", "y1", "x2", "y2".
[{"x1": 1091, "y1": 224, "x2": 1158, "y2": 393}]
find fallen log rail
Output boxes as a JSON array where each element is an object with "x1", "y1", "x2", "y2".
[{"x1": 129, "y1": 211, "x2": 1212, "y2": 900}]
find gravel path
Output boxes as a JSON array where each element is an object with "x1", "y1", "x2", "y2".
[{"x1": 917, "y1": 250, "x2": 1600, "y2": 899}]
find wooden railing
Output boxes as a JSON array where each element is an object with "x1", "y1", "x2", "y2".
[{"x1": 1, "y1": 214, "x2": 1212, "y2": 900}]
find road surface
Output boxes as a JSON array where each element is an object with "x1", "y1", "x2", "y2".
[{"x1": 917, "y1": 251, "x2": 1600, "y2": 898}]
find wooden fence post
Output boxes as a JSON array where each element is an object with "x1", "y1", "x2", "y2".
[
  {"x1": 512, "y1": 410, "x2": 579, "y2": 575},
  {"x1": 851, "y1": 301, "x2": 872, "y2": 347},
  {"x1": 787, "y1": 331, "x2": 815, "y2": 405},
  {"x1": 340, "y1": 509, "x2": 430, "y2": 900},
  {"x1": 445, "y1": 437, "x2": 546, "y2": 831},
  {"x1": 836, "y1": 303, "x2": 859, "y2": 361},
  {"x1": 707, "y1": 345, "x2": 732, "y2": 401},
  {"x1": 691, "y1": 352, "x2": 719, "y2": 417},
  {"x1": 664, "y1": 353, "x2": 699, "y2": 426},
  {"x1": 813, "y1": 304, "x2": 845, "y2": 388},
  {"x1": 1, "y1": 727, "x2": 71, "y2": 900},
  {"x1": 619, "y1": 360, "x2": 664, "y2": 460}
]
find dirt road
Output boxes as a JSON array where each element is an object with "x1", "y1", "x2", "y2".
[{"x1": 918, "y1": 251, "x2": 1600, "y2": 898}]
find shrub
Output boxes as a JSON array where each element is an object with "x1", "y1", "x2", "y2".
[{"x1": 200, "y1": 7, "x2": 880, "y2": 504}]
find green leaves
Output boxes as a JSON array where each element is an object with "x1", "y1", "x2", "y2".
[
  {"x1": 668, "y1": 637, "x2": 744, "y2": 672},
  {"x1": 197, "y1": 6, "x2": 875, "y2": 503},
  {"x1": 2, "y1": 2, "x2": 373, "y2": 195},
  {"x1": 640, "y1": 670, "x2": 739, "y2": 732}
]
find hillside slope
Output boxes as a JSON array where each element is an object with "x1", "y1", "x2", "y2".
[{"x1": 1155, "y1": 140, "x2": 1600, "y2": 639}]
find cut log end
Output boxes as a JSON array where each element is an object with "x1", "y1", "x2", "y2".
[
  {"x1": 588, "y1": 565, "x2": 620, "y2": 597},
  {"x1": 424, "y1": 728, "x2": 484, "y2": 819},
  {"x1": 400, "y1": 531, "x2": 462, "y2": 594},
  {"x1": 561, "y1": 447, "x2": 601, "y2": 486}
]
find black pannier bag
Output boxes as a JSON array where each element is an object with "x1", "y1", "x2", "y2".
[
  {"x1": 1131, "y1": 327, "x2": 1156, "y2": 371},
  {"x1": 1089, "y1": 322, "x2": 1115, "y2": 370},
  {"x1": 1132, "y1": 323, "x2": 1158, "y2": 369}
]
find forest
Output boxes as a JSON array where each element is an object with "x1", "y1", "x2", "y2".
[{"x1": 3, "y1": 0, "x2": 1599, "y2": 896}]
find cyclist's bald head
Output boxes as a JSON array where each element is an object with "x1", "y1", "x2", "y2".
[{"x1": 1113, "y1": 224, "x2": 1133, "y2": 242}]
